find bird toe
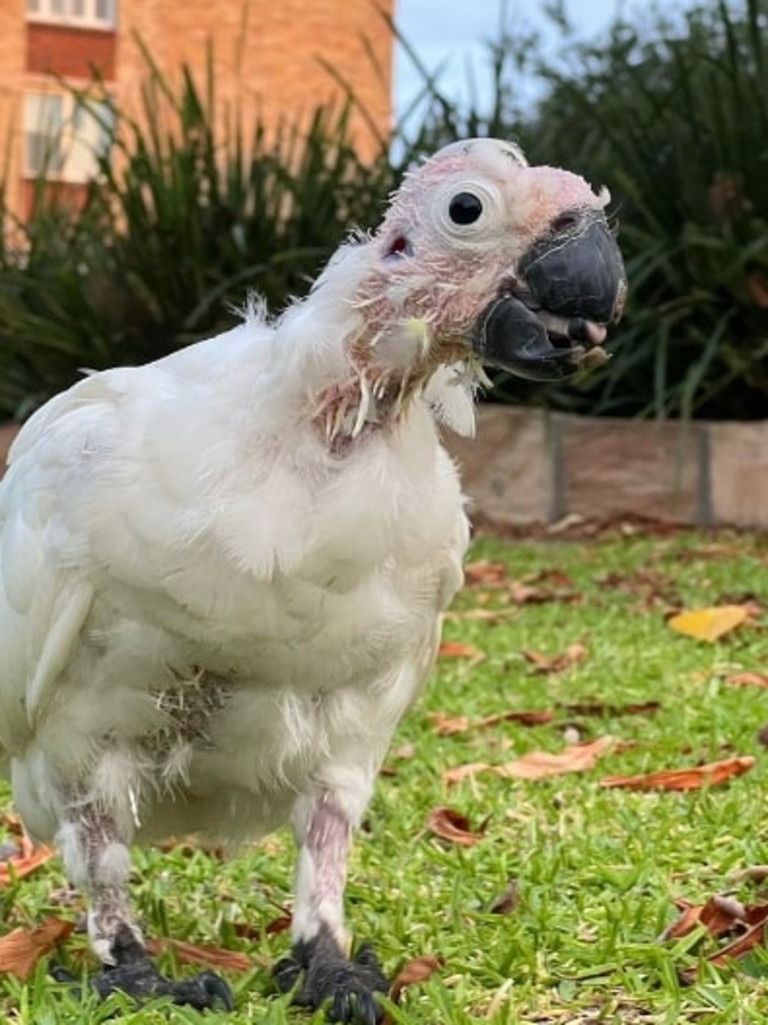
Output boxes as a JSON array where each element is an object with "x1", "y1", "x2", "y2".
[
  {"x1": 52, "y1": 955, "x2": 233, "y2": 1012},
  {"x1": 273, "y1": 931, "x2": 388, "y2": 1023}
]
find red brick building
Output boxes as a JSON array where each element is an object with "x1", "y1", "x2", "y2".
[{"x1": 0, "y1": 0, "x2": 395, "y2": 221}]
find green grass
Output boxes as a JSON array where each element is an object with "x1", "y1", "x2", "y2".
[{"x1": 3, "y1": 529, "x2": 768, "y2": 1023}]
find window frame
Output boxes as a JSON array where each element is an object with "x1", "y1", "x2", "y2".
[
  {"x1": 23, "y1": 90, "x2": 114, "y2": 183},
  {"x1": 26, "y1": 0, "x2": 116, "y2": 31}
]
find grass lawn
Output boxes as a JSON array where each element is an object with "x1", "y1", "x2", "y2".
[{"x1": 3, "y1": 527, "x2": 768, "y2": 1023}]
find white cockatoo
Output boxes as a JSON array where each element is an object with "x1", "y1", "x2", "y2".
[{"x1": 0, "y1": 138, "x2": 625, "y2": 1022}]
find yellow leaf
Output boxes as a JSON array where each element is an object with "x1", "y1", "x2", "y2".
[{"x1": 668, "y1": 605, "x2": 749, "y2": 642}]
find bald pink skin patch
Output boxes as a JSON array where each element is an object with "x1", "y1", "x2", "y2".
[{"x1": 293, "y1": 792, "x2": 352, "y2": 948}]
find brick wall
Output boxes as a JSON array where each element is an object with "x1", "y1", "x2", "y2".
[
  {"x1": 0, "y1": 0, "x2": 394, "y2": 225},
  {"x1": 27, "y1": 23, "x2": 116, "y2": 78},
  {"x1": 117, "y1": 0, "x2": 393, "y2": 162},
  {"x1": 0, "y1": 0, "x2": 26, "y2": 223}
]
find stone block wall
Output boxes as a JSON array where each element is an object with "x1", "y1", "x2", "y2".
[{"x1": 2, "y1": 407, "x2": 767, "y2": 530}]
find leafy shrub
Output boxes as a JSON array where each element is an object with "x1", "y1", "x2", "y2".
[{"x1": 410, "y1": 0, "x2": 768, "y2": 419}]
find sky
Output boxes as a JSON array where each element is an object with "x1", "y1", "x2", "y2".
[{"x1": 392, "y1": 0, "x2": 632, "y2": 124}]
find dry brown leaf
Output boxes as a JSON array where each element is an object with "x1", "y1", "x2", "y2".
[
  {"x1": 600, "y1": 755, "x2": 755, "y2": 792},
  {"x1": 522, "y1": 643, "x2": 588, "y2": 675},
  {"x1": 0, "y1": 833, "x2": 56, "y2": 887},
  {"x1": 464, "y1": 560, "x2": 509, "y2": 587},
  {"x1": 0, "y1": 812, "x2": 24, "y2": 836},
  {"x1": 425, "y1": 806, "x2": 487, "y2": 847},
  {"x1": 663, "y1": 894, "x2": 753, "y2": 941},
  {"x1": 497, "y1": 736, "x2": 615, "y2": 779},
  {"x1": 525, "y1": 568, "x2": 575, "y2": 589},
  {"x1": 489, "y1": 878, "x2": 519, "y2": 915},
  {"x1": 429, "y1": 708, "x2": 553, "y2": 737},
  {"x1": 429, "y1": 711, "x2": 473, "y2": 735},
  {"x1": 668, "y1": 605, "x2": 750, "y2": 642},
  {"x1": 438, "y1": 641, "x2": 485, "y2": 661},
  {"x1": 145, "y1": 936, "x2": 252, "y2": 974},
  {"x1": 669, "y1": 893, "x2": 768, "y2": 982},
  {"x1": 444, "y1": 737, "x2": 615, "y2": 785},
  {"x1": 0, "y1": 916, "x2": 74, "y2": 979},
  {"x1": 233, "y1": 909, "x2": 292, "y2": 941},
  {"x1": 443, "y1": 607, "x2": 518, "y2": 624},
  {"x1": 442, "y1": 761, "x2": 494, "y2": 786},
  {"x1": 477, "y1": 709, "x2": 554, "y2": 730},
  {"x1": 747, "y1": 269, "x2": 768, "y2": 309},
  {"x1": 388, "y1": 953, "x2": 444, "y2": 1005},
  {"x1": 563, "y1": 700, "x2": 660, "y2": 718},
  {"x1": 725, "y1": 671, "x2": 768, "y2": 688},
  {"x1": 699, "y1": 918, "x2": 768, "y2": 970}
]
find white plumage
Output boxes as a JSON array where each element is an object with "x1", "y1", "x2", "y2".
[{"x1": 0, "y1": 138, "x2": 624, "y2": 1020}]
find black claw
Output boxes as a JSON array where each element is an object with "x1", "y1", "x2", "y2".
[
  {"x1": 273, "y1": 925, "x2": 388, "y2": 1023},
  {"x1": 272, "y1": 954, "x2": 303, "y2": 994},
  {"x1": 50, "y1": 963, "x2": 76, "y2": 984},
  {"x1": 166, "y1": 969, "x2": 235, "y2": 1012},
  {"x1": 51, "y1": 950, "x2": 233, "y2": 1012}
]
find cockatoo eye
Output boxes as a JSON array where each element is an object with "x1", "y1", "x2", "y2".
[{"x1": 448, "y1": 191, "x2": 483, "y2": 225}]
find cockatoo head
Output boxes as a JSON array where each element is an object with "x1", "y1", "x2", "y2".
[{"x1": 357, "y1": 137, "x2": 626, "y2": 383}]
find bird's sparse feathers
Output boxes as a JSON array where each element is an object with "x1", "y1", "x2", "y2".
[{"x1": 0, "y1": 137, "x2": 626, "y2": 1019}]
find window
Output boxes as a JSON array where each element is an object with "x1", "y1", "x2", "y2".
[
  {"x1": 26, "y1": 0, "x2": 116, "y2": 29},
  {"x1": 24, "y1": 94, "x2": 64, "y2": 176},
  {"x1": 24, "y1": 93, "x2": 113, "y2": 182}
]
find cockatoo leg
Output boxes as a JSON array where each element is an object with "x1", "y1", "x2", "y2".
[
  {"x1": 51, "y1": 802, "x2": 233, "y2": 1011},
  {"x1": 273, "y1": 790, "x2": 388, "y2": 1024}
]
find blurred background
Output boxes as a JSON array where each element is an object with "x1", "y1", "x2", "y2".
[{"x1": 0, "y1": 0, "x2": 765, "y2": 430}]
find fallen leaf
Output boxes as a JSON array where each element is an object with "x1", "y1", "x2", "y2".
[
  {"x1": 444, "y1": 737, "x2": 616, "y2": 785},
  {"x1": 0, "y1": 917, "x2": 74, "y2": 979},
  {"x1": 388, "y1": 953, "x2": 444, "y2": 1005},
  {"x1": 442, "y1": 761, "x2": 494, "y2": 786},
  {"x1": 464, "y1": 561, "x2": 509, "y2": 587},
  {"x1": 662, "y1": 894, "x2": 752, "y2": 941},
  {"x1": 438, "y1": 641, "x2": 485, "y2": 661},
  {"x1": 443, "y1": 607, "x2": 518, "y2": 623},
  {"x1": 521, "y1": 643, "x2": 588, "y2": 675},
  {"x1": 489, "y1": 878, "x2": 519, "y2": 915},
  {"x1": 0, "y1": 834, "x2": 56, "y2": 887},
  {"x1": 145, "y1": 937, "x2": 252, "y2": 974},
  {"x1": 668, "y1": 605, "x2": 750, "y2": 642},
  {"x1": 498, "y1": 736, "x2": 615, "y2": 779},
  {"x1": 428, "y1": 708, "x2": 554, "y2": 737},
  {"x1": 425, "y1": 807, "x2": 487, "y2": 847},
  {"x1": 392, "y1": 742, "x2": 416, "y2": 761},
  {"x1": 233, "y1": 909, "x2": 292, "y2": 941},
  {"x1": 563, "y1": 700, "x2": 660, "y2": 718},
  {"x1": 725, "y1": 671, "x2": 768, "y2": 688},
  {"x1": 0, "y1": 812, "x2": 24, "y2": 836},
  {"x1": 747, "y1": 269, "x2": 768, "y2": 308},
  {"x1": 478, "y1": 709, "x2": 555, "y2": 729},
  {"x1": 666, "y1": 892, "x2": 768, "y2": 982},
  {"x1": 697, "y1": 918, "x2": 768, "y2": 971},
  {"x1": 600, "y1": 755, "x2": 755, "y2": 791},
  {"x1": 525, "y1": 568, "x2": 575, "y2": 589},
  {"x1": 429, "y1": 711, "x2": 472, "y2": 735},
  {"x1": 508, "y1": 581, "x2": 579, "y2": 606}
]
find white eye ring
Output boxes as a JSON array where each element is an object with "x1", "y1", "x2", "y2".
[{"x1": 429, "y1": 179, "x2": 502, "y2": 244}]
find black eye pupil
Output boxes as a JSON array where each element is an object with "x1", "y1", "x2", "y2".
[{"x1": 449, "y1": 191, "x2": 483, "y2": 225}]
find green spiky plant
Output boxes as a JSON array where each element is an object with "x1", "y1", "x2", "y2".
[
  {"x1": 404, "y1": 0, "x2": 768, "y2": 420},
  {"x1": 0, "y1": 47, "x2": 394, "y2": 420}
]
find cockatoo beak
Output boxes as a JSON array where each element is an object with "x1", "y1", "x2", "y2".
[{"x1": 471, "y1": 211, "x2": 627, "y2": 382}]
